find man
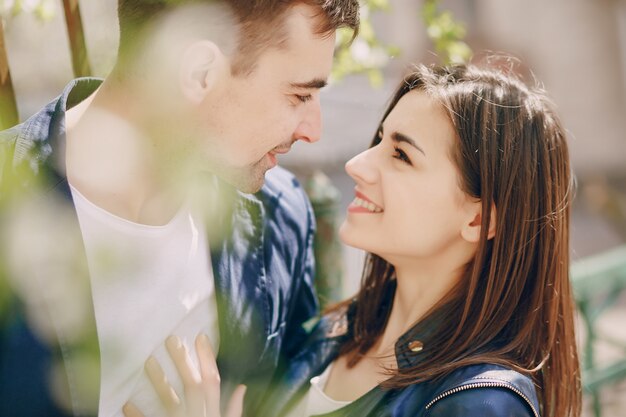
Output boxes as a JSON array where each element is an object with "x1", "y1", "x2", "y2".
[{"x1": 0, "y1": 1, "x2": 359, "y2": 416}]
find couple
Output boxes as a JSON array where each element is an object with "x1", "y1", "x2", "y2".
[{"x1": 0, "y1": 1, "x2": 581, "y2": 417}]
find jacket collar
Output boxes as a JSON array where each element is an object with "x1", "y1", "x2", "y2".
[
  {"x1": 13, "y1": 77, "x2": 102, "y2": 192},
  {"x1": 394, "y1": 299, "x2": 452, "y2": 370},
  {"x1": 328, "y1": 281, "x2": 455, "y2": 371}
]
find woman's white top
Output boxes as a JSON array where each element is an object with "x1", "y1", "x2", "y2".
[{"x1": 286, "y1": 362, "x2": 353, "y2": 417}]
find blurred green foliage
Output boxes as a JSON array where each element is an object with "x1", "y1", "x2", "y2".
[
  {"x1": 0, "y1": 0, "x2": 56, "y2": 21},
  {"x1": 333, "y1": 0, "x2": 471, "y2": 87},
  {"x1": 422, "y1": 0, "x2": 472, "y2": 64},
  {"x1": 332, "y1": 0, "x2": 399, "y2": 87}
]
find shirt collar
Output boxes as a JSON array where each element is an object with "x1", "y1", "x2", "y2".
[
  {"x1": 334, "y1": 280, "x2": 454, "y2": 370},
  {"x1": 394, "y1": 298, "x2": 452, "y2": 369}
]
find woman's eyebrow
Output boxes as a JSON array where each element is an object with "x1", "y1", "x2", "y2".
[{"x1": 391, "y1": 131, "x2": 426, "y2": 156}]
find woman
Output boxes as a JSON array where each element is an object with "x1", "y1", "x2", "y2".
[{"x1": 126, "y1": 63, "x2": 581, "y2": 417}]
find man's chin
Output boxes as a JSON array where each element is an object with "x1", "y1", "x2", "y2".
[
  {"x1": 232, "y1": 178, "x2": 265, "y2": 194},
  {"x1": 218, "y1": 166, "x2": 268, "y2": 194}
]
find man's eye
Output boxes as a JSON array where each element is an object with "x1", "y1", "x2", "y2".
[
  {"x1": 296, "y1": 94, "x2": 313, "y2": 103},
  {"x1": 393, "y1": 146, "x2": 412, "y2": 165}
]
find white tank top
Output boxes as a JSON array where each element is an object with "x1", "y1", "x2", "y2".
[{"x1": 286, "y1": 362, "x2": 352, "y2": 417}]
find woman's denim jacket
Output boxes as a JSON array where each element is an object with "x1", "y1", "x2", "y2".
[{"x1": 258, "y1": 302, "x2": 541, "y2": 417}]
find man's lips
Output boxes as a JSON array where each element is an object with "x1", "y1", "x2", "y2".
[
  {"x1": 266, "y1": 144, "x2": 294, "y2": 168},
  {"x1": 271, "y1": 147, "x2": 291, "y2": 155},
  {"x1": 348, "y1": 190, "x2": 384, "y2": 213}
]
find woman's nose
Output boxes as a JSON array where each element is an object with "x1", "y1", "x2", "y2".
[{"x1": 345, "y1": 148, "x2": 379, "y2": 185}]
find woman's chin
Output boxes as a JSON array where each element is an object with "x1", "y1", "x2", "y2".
[{"x1": 338, "y1": 221, "x2": 368, "y2": 251}]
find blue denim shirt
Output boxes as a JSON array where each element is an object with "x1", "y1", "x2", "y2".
[
  {"x1": 257, "y1": 298, "x2": 541, "y2": 417},
  {"x1": 0, "y1": 78, "x2": 318, "y2": 417}
]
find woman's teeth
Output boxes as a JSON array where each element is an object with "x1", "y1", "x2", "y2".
[{"x1": 353, "y1": 197, "x2": 383, "y2": 213}]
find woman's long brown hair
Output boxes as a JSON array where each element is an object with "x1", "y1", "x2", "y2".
[{"x1": 335, "y1": 64, "x2": 581, "y2": 417}]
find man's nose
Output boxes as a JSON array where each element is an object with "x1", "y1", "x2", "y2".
[{"x1": 293, "y1": 97, "x2": 322, "y2": 144}]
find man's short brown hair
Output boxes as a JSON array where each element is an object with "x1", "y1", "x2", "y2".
[{"x1": 117, "y1": 0, "x2": 360, "y2": 75}]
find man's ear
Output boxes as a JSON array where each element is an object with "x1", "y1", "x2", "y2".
[
  {"x1": 179, "y1": 41, "x2": 225, "y2": 104},
  {"x1": 461, "y1": 203, "x2": 497, "y2": 243}
]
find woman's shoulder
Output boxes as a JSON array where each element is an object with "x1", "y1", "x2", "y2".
[{"x1": 421, "y1": 364, "x2": 540, "y2": 417}]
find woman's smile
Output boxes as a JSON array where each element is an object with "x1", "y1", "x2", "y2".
[{"x1": 348, "y1": 190, "x2": 384, "y2": 213}]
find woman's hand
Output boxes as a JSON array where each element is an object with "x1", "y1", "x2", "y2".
[{"x1": 123, "y1": 334, "x2": 246, "y2": 417}]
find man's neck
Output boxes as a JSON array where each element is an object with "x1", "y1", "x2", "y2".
[{"x1": 65, "y1": 79, "x2": 186, "y2": 226}]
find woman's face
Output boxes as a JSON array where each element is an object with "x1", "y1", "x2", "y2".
[{"x1": 339, "y1": 90, "x2": 478, "y2": 263}]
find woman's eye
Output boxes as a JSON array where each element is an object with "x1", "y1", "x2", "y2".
[
  {"x1": 393, "y1": 146, "x2": 412, "y2": 165},
  {"x1": 296, "y1": 94, "x2": 313, "y2": 103}
]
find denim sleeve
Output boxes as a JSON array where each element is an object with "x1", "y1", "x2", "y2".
[{"x1": 280, "y1": 184, "x2": 319, "y2": 360}]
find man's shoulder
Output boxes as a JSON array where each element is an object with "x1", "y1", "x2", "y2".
[{"x1": 1, "y1": 78, "x2": 103, "y2": 178}]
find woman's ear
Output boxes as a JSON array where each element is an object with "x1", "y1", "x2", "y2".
[
  {"x1": 461, "y1": 203, "x2": 497, "y2": 243},
  {"x1": 179, "y1": 41, "x2": 225, "y2": 104}
]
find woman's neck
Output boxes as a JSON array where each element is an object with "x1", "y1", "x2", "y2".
[{"x1": 373, "y1": 253, "x2": 470, "y2": 357}]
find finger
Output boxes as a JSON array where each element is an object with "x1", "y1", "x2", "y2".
[
  {"x1": 195, "y1": 333, "x2": 221, "y2": 415},
  {"x1": 166, "y1": 335, "x2": 202, "y2": 385},
  {"x1": 225, "y1": 385, "x2": 247, "y2": 417},
  {"x1": 145, "y1": 355, "x2": 183, "y2": 414},
  {"x1": 122, "y1": 402, "x2": 145, "y2": 417},
  {"x1": 166, "y1": 336, "x2": 204, "y2": 417}
]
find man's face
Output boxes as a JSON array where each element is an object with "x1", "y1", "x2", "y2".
[{"x1": 196, "y1": 4, "x2": 336, "y2": 192}]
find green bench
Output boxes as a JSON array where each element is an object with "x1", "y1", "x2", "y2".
[{"x1": 571, "y1": 244, "x2": 626, "y2": 417}]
